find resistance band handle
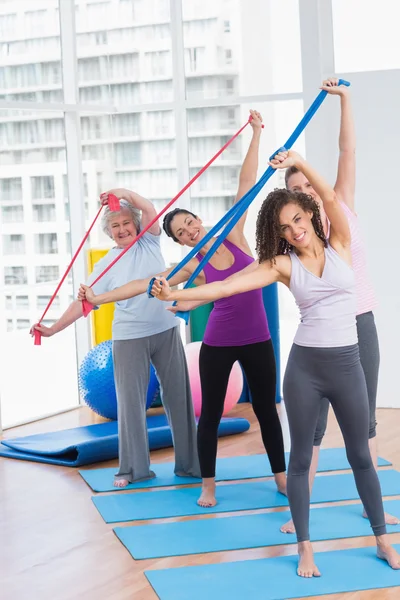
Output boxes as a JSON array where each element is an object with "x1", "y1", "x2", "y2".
[
  {"x1": 33, "y1": 328, "x2": 42, "y2": 346},
  {"x1": 82, "y1": 299, "x2": 95, "y2": 317},
  {"x1": 147, "y1": 277, "x2": 157, "y2": 298},
  {"x1": 107, "y1": 193, "x2": 121, "y2": 211},
  {"x1": 248, "y1": 115, "x2": 265, "y2": 129},
  {"x1": 337, "y1": 78, "x2": 350, "y2": 87}
]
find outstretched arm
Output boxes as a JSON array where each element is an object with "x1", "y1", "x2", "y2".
[
  {"x1": 30, "y1": 300, "x2": 83, "y2": 338},
  {"x1": 151, "y1": 261, "x2": 280, "y2": 304},
  {"x1": 101, "y1": 188, "x2": 160, "y2": 234},
  {"x1": 321, "y1": 78, "x2": 355, "y2": 211},
  {"x1": 78, "y1": 264, "x2": 195, "y2": 306},
  {"x1": 227, "y1": 110, "x2": 263, "y2": 247}
]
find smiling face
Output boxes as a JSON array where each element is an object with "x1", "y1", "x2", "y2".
[
  {"x1": 278, "y1": 202, "x2": 315, "y2": 249},
  {"x1": 287, "y1": 170, "x2": 319, "y2": 202},
  {"x1": 108, "y1": 209, "x2": 138, "y2": 248},
  {"x1": 169, "y1": 212, "x2": 208, "y2": 247}
]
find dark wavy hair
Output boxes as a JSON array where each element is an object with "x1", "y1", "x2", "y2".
[
  {"x1": 256, "y1": 188, "x2": 327, "y2": 264},
  {"x1": 163, "y1": 208, "x2": 197, "y2": 242}
]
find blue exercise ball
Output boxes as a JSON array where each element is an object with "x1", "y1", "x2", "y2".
[{"x1": 78, "y1": 340, "x2": 160, "y2": 420}]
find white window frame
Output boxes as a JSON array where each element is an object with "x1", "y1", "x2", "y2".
[{"x1": 0, "y1": 0, "x2": 335, "y2": 430}]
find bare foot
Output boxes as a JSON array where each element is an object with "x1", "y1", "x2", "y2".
[
  {"x1": 197, "y1": 478, "x2": 217, "y2": 508},
  {"x1": 363, "y1": 509, "x2": 400, "y2": 525},
  {"x1": 377, "y1": 541, "x2": 400, "y2": 569},
  {"x1": 280, "y1": 517, "x2": 296, "y2": 534},
  {"x1": 274, "y1": 471, "x2": 287, "y2": 496},
  {"x1": 297, "y1": 542, "x2": 321, "y2": 578},
  {"x1": 114, "y1": 479, "x2": 129, "y2": 488}
]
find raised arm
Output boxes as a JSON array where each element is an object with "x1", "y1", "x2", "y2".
[
  {"x1": 322, "y1": 78, "x2": 355, "y2": 211},
  {"x1": 227, "y1": 110, "x2": 263, "y2": 247},
  {"x1": 30, "y1": 300, "x2": 83, "y2": 338},
  {"x1": 270, "y1": 150, "x2": 351, "y2": 249},
  {"x1": 101, "y1": 188, "x2": 160, "y2": 234},
  {"x1": 151, "y1": 261, "x2": 280, "y2": 304}
]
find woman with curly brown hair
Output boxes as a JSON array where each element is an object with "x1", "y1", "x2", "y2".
[{"x1": 150, "y1": 149, "x2": 400, "y2": 578}]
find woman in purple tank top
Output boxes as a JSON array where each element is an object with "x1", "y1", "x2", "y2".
[{"x1": 162, "y1": 111, "x2": 286, "y2": 508}]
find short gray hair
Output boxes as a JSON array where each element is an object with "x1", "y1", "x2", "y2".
[{"x1": 101, "y1": 199, "x2": 141, "y2": 238}]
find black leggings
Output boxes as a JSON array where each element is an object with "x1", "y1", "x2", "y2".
[{"x1": 198, "y1": 340, "x2": 286, "y2": 478}]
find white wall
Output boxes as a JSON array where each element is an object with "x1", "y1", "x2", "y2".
[{"x1": 305, "y1": 68, "x2": 400, "y2": 408}]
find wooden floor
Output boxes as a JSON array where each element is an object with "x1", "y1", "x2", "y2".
[{"x1": 1, "y1": 403, "x2": 400, "y2": 600}]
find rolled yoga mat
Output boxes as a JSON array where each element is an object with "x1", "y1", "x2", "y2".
[
  {"x1": 0, "y1": 414, "x2": 249, "y2": 467},
  {"x1": 92, "y1": 469, "x2": 400, "y2": 523},
  {"x1": 80, "y1": 447, "x2": 391, "y2": 492}
]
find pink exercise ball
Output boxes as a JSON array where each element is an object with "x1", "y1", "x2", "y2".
[{"x1": 184, "y1": 341, "x2": 243, "y2": 417}]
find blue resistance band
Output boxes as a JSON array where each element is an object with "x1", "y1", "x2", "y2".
[{"x1": 148, "y1": 80, "x2": 350, "y2": 323}]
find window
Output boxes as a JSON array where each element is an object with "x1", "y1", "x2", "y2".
[
  {"x1": 113, "y1": 113, "x2": 140, "y2": 137},
  {"x1": 0, "y1": 178, "x2": 22, "y2": 202},
  {"x1": 63, "y1": 173, "x2": 88, "y2": 199},
  {"x1": 145, "y1": 51, "x2": 170, "y2": 77},
  {"x1": 37, "y1": 295, "x2": 60, "y2": 309},
  {"x1": 1, "y1": 206, "x2": 24, "y2": 223},
  {"x1": 4, "y1": 266, "x2": 27, "y2": 285},
  {"x1": 5, "y1": 295, "x2": 12, "y2": 309},
  {"x1": 333, "y1": 0, "x2": 400, "y2": 72},
  {"x1": 225, "y1": 78, "x2": 234, "y2": 94},
  {"x1": 225, "y1": 49, "x2": 232, "y2": 64},
  {"x1": 224, "y1": 20, "x2": 230, "y2": 32},
  {"x1": 115, "y1": 142, "x2": 142, "y2": 167},
  {"x1": 0, "y1": 13, "x2": 17, "y2": 38},
  {"x1": 31, "y1": 176, "x2": 55, "y2": 200},
  {"x1": 16, "y1": 319, "x2": 30, "y2": 330},
  {"x1": 147, "y1": 111, "x2": 173, "y2": 136},
  {"x1": 34, "y1": 233, "x2": 58, "y2": 254},
  {"x1": 6, "y1": 320, "x2": 13, "y2": 332},
  {"x1": 35, "y1": 266, "x2": 59, "y2": 283},
  {"x1": 185, "y1": 47, "x2": 205, "y2": 73},
  {"x1": 16, "y1": 295, "x2": 29, "y2": 308},
  {"x1": 2, "y1": 234, "x2": 25, "y2": 255},
  {"x1": 33, "y1": 204, "x2": 56, "y2": 222}
]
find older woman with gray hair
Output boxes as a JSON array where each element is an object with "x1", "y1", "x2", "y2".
[{"x1": 31, "y1": 187, "x2": 200, "y2": 487}]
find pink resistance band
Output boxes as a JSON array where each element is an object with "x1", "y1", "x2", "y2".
[{"x1": 34, "y1": 117, "x2": 256, "y2": 345}]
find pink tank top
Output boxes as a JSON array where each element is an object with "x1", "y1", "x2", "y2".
[
  {"x1": 339, "y1": 202, "x2": 377, "y2": 315},
  {"x1": 196, "y1": 239, "x2": 270, "y2": 347}
]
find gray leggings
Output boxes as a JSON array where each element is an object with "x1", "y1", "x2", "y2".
[
  {"x1": 283, "y1": 343, "x2": 386, "y2": 543},
  {"x1": 314, "y1": 312, "x2": 379, "y2": 445},
  {"x1": 113, "y1": 326, "x2": 200, "y2": 483}
]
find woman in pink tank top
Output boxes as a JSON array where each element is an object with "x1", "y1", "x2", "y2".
[
  {"x1": 162, "y1": 111, "x2": 286, "y2": 508},
  {"x1": 282, "y1": 77, "x2": 398, "y2": 530}
]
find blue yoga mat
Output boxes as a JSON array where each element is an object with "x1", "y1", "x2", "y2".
[
  {"x1": 80, "y1": 447, "x2": 391, "y2": 492},
  {"x1": 115, "y1": 499, "x2": 400, "y2": 559},
  {"x1": 0, "y1": 415, "x2": 249, "y2": 467},
  {"x1": 145, "y1": 544, "x2": 400, "y2": 600},
  {"x1": 92, "y1": 469, "x2": 400, "y2": 523}
]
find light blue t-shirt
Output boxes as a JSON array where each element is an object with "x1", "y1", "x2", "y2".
[{"x1": 87, "y1": 232, "x2": 177, "y2": 341}]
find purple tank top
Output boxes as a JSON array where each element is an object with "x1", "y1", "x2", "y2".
[{"x1": 197, "y1": 239, "x2": 270, "y2": 346}]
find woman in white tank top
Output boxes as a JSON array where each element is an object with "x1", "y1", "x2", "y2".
[
  {"x1": 151, "y1": 149, "x2": 400, "y2": 579},
  {"x1": 282, "y1": 78, "x2": 396, "y2": 533}
]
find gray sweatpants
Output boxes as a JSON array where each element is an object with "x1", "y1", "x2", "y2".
[
  {"x1": 314, "y1": 311, "x2": 380, "y2": 444},
  {"x1": 113, "y1": 326, "x2": 200, "y2": 482},
  {"x1": 283, "y1": 343, "x2": 386, "y2": 543}
]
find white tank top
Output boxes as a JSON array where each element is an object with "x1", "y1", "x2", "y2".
[{"x1": 289, "y1": 244, "x2": 357, "y2": 348}]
